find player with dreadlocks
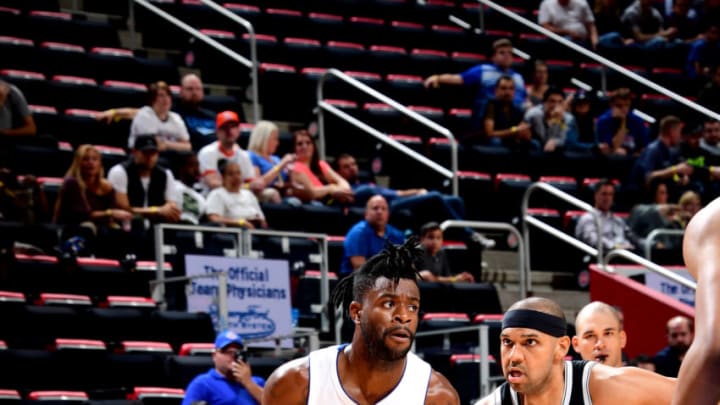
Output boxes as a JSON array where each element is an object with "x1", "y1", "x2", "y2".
[{"x1": 261, "y1": 238, "x2": 460, "y2": 404}]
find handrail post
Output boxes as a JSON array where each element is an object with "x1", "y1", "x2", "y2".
[
  {"x1": 644, "y1": 229, "x2": 685, "y2": 259},
  {"x1": 153, "y1": 223, "x2": 166, "y2": 309},
  {"x1": 479, "y1": 324, "x2": 490, "y2": 398},
  {"x1": 218, "y1": 271, "x2": 229, "y2": 331},
  {"x1": 316, "y1": 73, "x2": 328, "y2": 162}
]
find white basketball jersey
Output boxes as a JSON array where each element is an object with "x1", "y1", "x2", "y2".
[{"x1": 307, "y1": 344, "x2": 432, "y2": 404}]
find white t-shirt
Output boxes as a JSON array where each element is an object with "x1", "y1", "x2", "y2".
[
  {"x1": 107, "y1": 163, "x2": 177, "y2": 207},
  {"x1": 173, "y1": 180, "x2": 207, "y2": 224},
  {"x1": 128, "y1": 105, "x2": 190, "y2": 148},
  {"x1": 205, "y1": 187, "x2": 265, "y2": 222},
  {"x1": 538, "y1": 0, "x2": 595, "y2": 39},
  {"x1": 197, "y1": 141, "x2": 255, "y2": 193}
]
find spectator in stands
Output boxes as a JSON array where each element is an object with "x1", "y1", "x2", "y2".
[
  {"x1": 289, "y1": 128, "x2": 353, "y2": 205},
  {"x1": 198, "y1": 111, "x2": 262, "y2": 196},
  {"x1": 672, "y1": 190, "x2": 702, "y2": 228},
  {"x1": 54, "y1": 144, "x2": 133, "y2": 258},
  {"x1": 341, "y1": 195, "x2": 404, "y2": 274},
  {"x1": 697, "y1": 65, "x2": 720, "y2": 113},
  {"x1": 572, "y1": 301, "x2": 627, "y2": 367},
  {"x1": 627, "y1": 180, "x2": 684, "y2": 250},
  {"x1": 676, "y1": 123, "x2": 720, "y2": 201},
  {"x1": 594, "y1": 0, "x2": 630, "y2": 47},
  {"x1": 629, "y1": 115, "x2": 691, "y2": 196},
  {"x1": 174, "y1": 73, "x2": 224, "y2": 146},
  {"x1": 575, "y1": 178, "x2": 638, "y2": 250},
  {"x1": 170, "y1": 151, "x2": 206, "y2": 225},
  {"x1": 108, "y1": 135, "x2": 181, "y2": 258},
  {"x1": 654, "y1": 315, "x2": 694, "y2": 377},
  {"x1": 621, "y1": 0, "x2": 677, "y2": 48},
  {"x1": 0, "y1": 167, "x2": 48, "y2": 227},
  {"x1": 526, "y1": 60, "x2": 550, "y2": 106},
  {"x1": 129, "y1": 81, "x2": 191, "y2": 152},
  {"x1": 423, "y1": 38, "x2": 527, "y2": 133},
  {"x1": 538, "y1": 0, "x2": 600, "y2": 48},
  {"x1": 570, "y1": 90, "x2": 599, "y2": 148},
  {"x1": 664, "y1": 0, "x2": 701, "y2": 42},
  {"x1": 206, "y1": 159, "x2": 266, "y2": 229},
  {"x1": 699, "y1": 119, "x2": 720, "y2": 157},
  {"x1": 182, "y1": 330, "x2": 264, "y2": 405},
  {"x1": 246, "y1": 120, "x2": 296, "y2": 204},
  {"x1": 524, "y1": 87, "x2": 585, "y2": 153},
  {"x1": 478, "y1": 75, "x2": 533, "y2": 150},
  {"x1": 686, "y1": 23, "x2": 720, "y2": 78},
  {"x1": 596, "y1": 88, "x2": 649, "y2": 156},
  {"x1": 417, "y1": 221, "x2": 474, "y2": 283},
  {"x1": 0, "y1": 79, "x2": 36, "y2": 137}
]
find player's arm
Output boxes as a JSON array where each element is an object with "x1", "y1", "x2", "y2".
[
  {"x1": 672, "y1": 197, "x2": 720, "y2": 405},
  {"x1": 261, "y1": 357, "x2": 309, "y2": 405},
  {"x1": 590, "y1": 363, "x2": 675, "y2": 405},
  {"x1": 425, "y1": 370, "x2": 460, "y2": 405}
]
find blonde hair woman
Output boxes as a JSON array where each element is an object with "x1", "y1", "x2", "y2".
[{"x1": 247, "y1": 120, "x2": 296, "y2": 203}]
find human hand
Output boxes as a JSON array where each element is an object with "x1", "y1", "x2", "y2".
[
  {"x1": 597, "y1": 143, "x2": 610, "y2": 154},
  {"x1": 280, "y1": 153, "x2": 296, "y2": 168},
  {"x1": 544, "y1": 139, "x2": 558, "y2": 152},
  {"x1": 159, "y1": 203, "x2": 181, "y2": 222},
  {"x1": 516, "y1": 122, "x2": 532, "y2": 141},
  {"x1": 423, "y1": 75, "x2": 439, "y2": 89},
  {"x1": 675, "y1": 163, "x2": 694, "y2": 176},
  {"x1": 111, "y1": 209, "x2": 133, "y2": 221},
  {"x1": 249, "y1": 179, "x2": 265, "y2": 194},
  {"x1": 96, "y1": 109, "x2": 115, "y2": 124},
  {"x1": 231, "y1": 359, "x2": 254, "y2": 387},
  {"x1": 456, "y1": 272, "x2": 475, "y2": 283}
]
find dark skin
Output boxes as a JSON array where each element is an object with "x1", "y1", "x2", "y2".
[{"x1": 261, "y1": 277, "x2": 459, "y2": 405}]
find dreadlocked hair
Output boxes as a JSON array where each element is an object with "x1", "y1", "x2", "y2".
[{"x1": 328, "y1": 236, "x2": 423, "y2": 320}]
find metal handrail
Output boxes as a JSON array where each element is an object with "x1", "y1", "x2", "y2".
[
  {"x1": 439, "y1": 219, "x2": 527, "y2": 299},
  {"x1": 316, "y1": 68, "x2": 459, "y2": 196},
  {"x1": 476, "y1": 0, "x2": 720, "y2": 122},
  {"x1": 644, "y1": 228, "x2": 685, "y2": 259},
  {"x1": 132, "y1": 0, "x2": 260, "y2": 123},
  {"x1": 195, "y1": 0, "x2": 260, "y2": 123},
  {"x1": 521, "y1": 182, "x2": 604, "y2": 291},
  {"x1": 604, "y1": 248, "x2": 696, "y2": 290}
]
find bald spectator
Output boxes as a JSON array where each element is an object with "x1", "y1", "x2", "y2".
[
  {"x1": 572, "y1": 301, "x2": 627, "y2": 367},
  {"x1": 654, "y1": 315, "x2": 694, "y2": 377},
  {"x1": 340, "y1": 195, "x2": 404, "y2": 274}
]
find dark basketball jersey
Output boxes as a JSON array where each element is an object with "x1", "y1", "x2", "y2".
[{"x1": 491, "y1": 360, "x2": 596, "y2": 405}]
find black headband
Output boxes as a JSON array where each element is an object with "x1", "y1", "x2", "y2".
[{"x1": 502, "y1": 309, "x2": 567, "y2": 337}]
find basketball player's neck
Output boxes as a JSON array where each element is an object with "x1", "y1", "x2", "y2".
[
  {"x1": 339, "y1": 343, "x2": 407, "y2": 404},
  {"x1": 517, "y1": 365, "x2": 567, "y2": 405}
]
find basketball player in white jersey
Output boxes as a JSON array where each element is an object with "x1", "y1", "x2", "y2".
[
  {"x1": 261, "y1": 239, "x2": 460, "y2": 404},
  {"x1": 673, "y1": 196, "x2": 720, "y2": 405},
  {"x1": 475, "y1": 297, "x2": 675, "y2": 405}
]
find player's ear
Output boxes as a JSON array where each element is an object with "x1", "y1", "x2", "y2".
[
  {"x1": 620, "y1": 330, "x2": 627, "y2": 349},
  {"x1": 571, "y1": 335, "x2": 580, "y2": 352},
  {"x1": 556, "y1": 336, "x2": 571, "y2": 358},
  {"x1": 349, "y1": 301, "x2": 362, "y2": 323}
]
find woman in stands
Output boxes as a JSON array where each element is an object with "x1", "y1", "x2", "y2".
[
  {"x1": 289, "y1": 129, "x2": 354, "y2": 205},
  {"x1": 128, "y1": 81, "x2": 191, "y2": 152},
  {"x1": 246, "y1": 120, "x2": 297, "y2": 204},
  {"x1": 53, "y1": 144, "x2": 133, "y2": 257},
  {"x1": 206, "y1": 159, "x2": 267, "y2": 229},
  {"x1": 526, "y1": 60, "x2": 550, "y2": 107}
]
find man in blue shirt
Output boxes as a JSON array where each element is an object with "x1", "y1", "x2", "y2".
[
  {"x1": 182, "y1": 330, "x2": 265, "y2": 405},
  {"x1": 596, "y1": 88, "x2": 649, "y2": 156},
  {"x1": 423, "y1": 38, "x2": 527, "y2": 132},
  {"x1": 341, "y1": 194, "x2": 404, "y2": 274}
]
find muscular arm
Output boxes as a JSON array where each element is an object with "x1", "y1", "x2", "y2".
[
  {"x1": 261, "y1": 357, "x2": 309, "y2": 405},
  {"x1": 590, "y1": 364, "x2": 675, "y2": 405},
  {"x1": 425, "y1": 370, "x2": 460, "y2": 405},
  {"x1": 672, "y1": 197, "x2": 720, "y2": 405}
]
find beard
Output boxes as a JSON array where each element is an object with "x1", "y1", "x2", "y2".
[{"x1": 360, "y1": 318, "x2": 415, "y2": 362}]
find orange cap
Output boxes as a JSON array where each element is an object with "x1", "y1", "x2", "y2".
[{"x1": 216, "y1": 110, "x2": 240, "y2": 129}]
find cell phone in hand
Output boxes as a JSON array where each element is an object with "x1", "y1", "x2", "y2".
[{"x1": 234, "y1": 350, "x2": 246, "y2": 363}]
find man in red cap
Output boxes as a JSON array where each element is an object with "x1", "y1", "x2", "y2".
[{"x1": 198, "y1": 111, "x2": 262, "y2": 196}]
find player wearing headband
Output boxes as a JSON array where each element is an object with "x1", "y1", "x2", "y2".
[{"x1": 475, "y1": 297, "x2": 675, "y2": 405}]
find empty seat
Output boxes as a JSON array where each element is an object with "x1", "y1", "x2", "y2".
[
  {"x1": 101, "y1": 296, "x2": 157, "y2": 309},
  {"x1": 27, "y1": 391, "x2": 88, "y2": 402},
  {"x1": 126, "y1": 387, "x2": 184, "y2": 405},
  {"x1": 165, "y1": 355, "x2": 214, "y2": 388},
  {"x1": 35, "y1": 293, "x2": 92, "y2": 307},
  {"x1": 177, "y1": 343, "x2": 214, "y2": 356},
  {"x1": 148, "y1": 310, "x2": 216, "y2": 351},
  {"x1": 119, "y1": 341, "x2": 174, "y2": 354},
  {"x1": 53, "y1": 338, "x2": 106, "y2": 351},
  {"x1": 449, "y1": 353, "x2": 500, "y2": 405},
  {"x1": 296, "y1": 270, "x2": 338, "y2": 328}
]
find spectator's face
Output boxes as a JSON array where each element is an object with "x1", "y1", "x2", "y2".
[
  {"x1": 672, "y1": 0, "x2": 689, "y2": 15},
  {"x1": 495, "y1": 79, "x2": 516, "y2": 102},
  {"x1": 365, "y1": 196, "x2": 389, "y2": 229},
  {"x1": 180, "y1": 154, "x2": 200, "y2": 182},
  {"x1": 222, "y1": 161, "x2": 243, "y2": 190},
  {"x1": 668, "y1": 124, "x2": 684, "y2": 145},
  {"x1": 681, "y1": 196, "x2": 701, "y2": 217},
  {"x1": 266, "y1": 130, "x2": 280, "y2": 155},
  {"x1": 294, "y1": 133, "x2": 315, "y2": 163},
  {"x1": 654, "y1": 183, "x2": 668, "y2": 204},
  {"x1": 336, "y1": 156, "x2": 359, "y2": 182},
  {"x1": 421, "y1": 229, "x2": 443, "y2": 255},
  {"x1": 354, "y1": 277, "x2": 419, "y2": 362},
  {"x1": 212, "y1": 343, "x2": 242, "y2": 377},
  {"x1": 611, "y1": 98, "x2": 632, "y2": 117},
  {"x1": 543, "y1": 94, "x2": 565, "y2": 116},
  {"x1": 667, "y1": 318, "x2": 693, "y2": 353},
  {"x1": 152, "y1": 89, "x2": 172, "y2": 114},
  {"x1": 180, "y1": 75, "x2": 204, "y2": 105},
  {"x1": 705, "y1": 122, "x2": 720, "y2": 145},
  {"x1": 134, "y1": 149, "x2": 159, "y2": 170},
  {"x1": 572, "y1": 310, "x2": 626, "y2": 367},
  {"x1": 533, "y1": 64, "x2": 549, "y2": 85},
  {"x1": 492, "y1": 46, "x2": 514, "y2": 70},
  {"x1": 574, "y1": 100, "x2": 591, "y2": 115},
  {"x1": 501, "y1": 326, "x2": 570, "y2": 395},
  {"x1": 594, "y1": 185, "x2": 615, "y2": 212},
  {"x1": 80, "y1": 148, "x2": 102, "y2": 179},
  {"x1": 217, "y1": 123, "x2": 240, "y2": 146}
]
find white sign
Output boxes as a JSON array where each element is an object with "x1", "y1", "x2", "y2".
[
  {"x1": 645, "y1": 269, "x2": 695, "y2": 307},
  {"x1": 185, "y1": 254, "x2": 292, "y2": 348}
]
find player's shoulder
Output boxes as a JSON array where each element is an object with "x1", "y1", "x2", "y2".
[
  {"x1": 425, "y1": 369, "x2": 460, "y2": 405},
  {"x1": 262, "y1": 356, "x2": 310, "y2": 404}
]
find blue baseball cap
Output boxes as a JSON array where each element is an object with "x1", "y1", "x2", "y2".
[{"x1": 215, "y1": 330, "x2": 244, "y2": 350}]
